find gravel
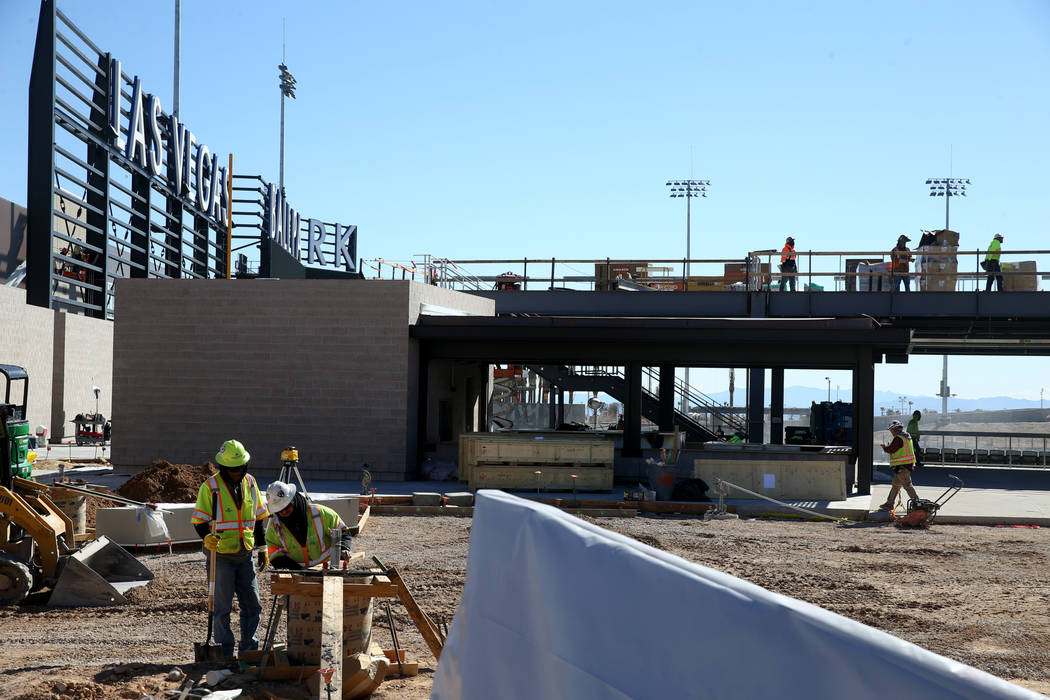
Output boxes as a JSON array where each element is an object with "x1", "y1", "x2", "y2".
[{"x1": 0, "y1": 512, "x2": 1047, "y2": 698}]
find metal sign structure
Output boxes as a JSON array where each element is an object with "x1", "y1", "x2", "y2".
[
  {"x1": 231, "y1": 175, "x2": 358, "y2": 279},
  {"x1": 27, "y1": 1, "x2": 231, "y2": 318}
]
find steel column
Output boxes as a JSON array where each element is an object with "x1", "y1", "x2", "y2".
[
  {"x1": 85, "y1": 53, "x2": 112, "y2": 314},
  {"x1": 747, "y1": 368, "x2": 765, "y2": 443},
  {"x1": 657, "y1": 364, "x2": 675, "y2": 431},
  {"x1": 853, "y1": 346, "x2": 875, "y2": 495},
  {"x1": 770, "y1": 367, "x2": 785, "y2": 444},
  {"x1": 623, "y1": 362, "x2": 642, "y2": 457},
  {"x1": 26, "y1": 0, "x2": 57, "y2": 309}
]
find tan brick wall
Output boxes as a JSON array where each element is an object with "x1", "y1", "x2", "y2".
[
  {"x1": 52, "y1": 311, "x2": 113, "y2": 440},
  {"x1": 111, "y1": 280, "x2": 492, "y2": 482},
  {"x1": 0, "y1": 286, "x2": 54, "y2": 434}
]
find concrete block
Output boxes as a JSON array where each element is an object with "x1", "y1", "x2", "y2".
[
  {"x1": 314, "y1": 495, "x2": 360, "y2": 526},
  {"x1": 96, "y1": 503, "x2": 199, "y2": 545},
  {"x1": 412, "y1": 492, "x2": 443, "y2": 506},
  {"x1": 444, "y1": 492, "x2": 475, "y2": 507}
]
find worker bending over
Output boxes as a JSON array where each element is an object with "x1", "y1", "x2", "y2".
[
  {"x1": 264, "y1": 481, "x2": 352, "y2": 569},
  {"x1": 878, "y1": 420, "x2": 919, "y2": 511}
]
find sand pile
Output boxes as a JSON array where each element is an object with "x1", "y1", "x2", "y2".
[{"x1": 115, "y1": 461, "x2": 215, "y2": 504}]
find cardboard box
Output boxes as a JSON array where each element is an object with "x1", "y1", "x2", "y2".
[
  {"x1": 1001, "y1": 261, "x2": 1038, "y2": 291},
  {"x1": 286, "y1": 590, "x2": 375, "y2": 665},
  {"x1": 935, "y1": 229, "x2": 960, "y2": 247},
  {"x1": 686, "y1": 275, "x2": 727, "y2": 291}
]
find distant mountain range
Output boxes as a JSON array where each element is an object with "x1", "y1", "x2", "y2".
[{"x1": 701, "y1": 387, "x2": 1047, "y2": 413}]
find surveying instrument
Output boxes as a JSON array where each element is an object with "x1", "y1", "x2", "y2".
[{"x1": 278, "y1": 446, "x2": 311, "y2": 501}]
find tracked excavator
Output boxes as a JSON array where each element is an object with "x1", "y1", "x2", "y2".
[{"x1": 0, "y1": 365, "x2": 152, "y2": 606}]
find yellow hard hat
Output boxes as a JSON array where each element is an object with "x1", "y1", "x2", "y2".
[{"x1": 215, "y1": 439, "x2": 250, "y2": 468}]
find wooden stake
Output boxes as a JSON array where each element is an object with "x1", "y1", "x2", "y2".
[{"x1": 319, "y1": 576, "x2": 343, "y2": 698}]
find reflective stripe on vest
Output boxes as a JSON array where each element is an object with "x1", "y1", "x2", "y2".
[
  {"x1": 890, "y1": 433, "x2": 916, "y2": 466},
  {"x1": 273, "y1": 502, "x2": 334, "y2": 567},
  {"x1": 204, "y1": 474, "x2": 259, "y2": 552},
  {"x1": 781, "y1": 245, "x2": 795, "y2": 263}
]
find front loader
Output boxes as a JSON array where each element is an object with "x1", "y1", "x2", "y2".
[{"x1": 0, "y1": 365, "x2": 152, "y2": 606}]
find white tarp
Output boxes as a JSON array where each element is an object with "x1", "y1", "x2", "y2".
[{"x1": 432, "y1": 490, "x2": 1044, "y2": 700}]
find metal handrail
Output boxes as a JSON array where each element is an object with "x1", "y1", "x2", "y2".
[{"x1": 366, "y1": 249, "x2": 1049, "y2": 293}]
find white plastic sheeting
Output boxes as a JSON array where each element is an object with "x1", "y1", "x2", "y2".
[{"x1": 432, "y1": 490, "x2": 1043, "y2": 700}]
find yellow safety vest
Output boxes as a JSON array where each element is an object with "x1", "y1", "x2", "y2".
[
  {"x1": 191, "y1": 473, "x2": 267, "y2": 554},
  {"x1": 265, "y1": 502, "x2": 346, "y2": 567},
  {"x1": 889, "y1": 433, "x2": 916, "y2": 468}
]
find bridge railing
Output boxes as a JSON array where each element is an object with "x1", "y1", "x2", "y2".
[{"x1": 365, "y1": 250, "x2": 1050, "y2": 293}]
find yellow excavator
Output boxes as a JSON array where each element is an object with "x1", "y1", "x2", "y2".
[{"x1": 0, "y1": 365, "x2": 152, "y2": 606}]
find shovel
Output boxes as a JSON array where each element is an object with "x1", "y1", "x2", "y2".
[{"x1": 194, "y1": 501, "x2": 225, "y2": 662}]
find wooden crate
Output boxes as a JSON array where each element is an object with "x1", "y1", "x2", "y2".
[
  {"x1": 692, "y1": 455, "x2": 846, "y2": 501},
  {"x1": 470, "y1": 464, "x2": 613, "y2": 492},
  {"x1": 460, "y1": 432, "x2": 615, "y2": 489}
]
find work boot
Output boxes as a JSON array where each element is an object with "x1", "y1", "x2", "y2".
[{"x1": 877, "y1": 503, "x2": 892, "y2": 512}]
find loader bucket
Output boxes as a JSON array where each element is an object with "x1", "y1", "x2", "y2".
[{"x1": 48, "y1": 536, "x2": 154, "y2": 607}]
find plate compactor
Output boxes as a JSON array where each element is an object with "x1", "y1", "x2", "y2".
[
  {"x1": 0, "y1": 365, "x2": 153, "y2": 606},
  {"x1": 893, "y1": 474, "x2": 964, "y2": 528}
]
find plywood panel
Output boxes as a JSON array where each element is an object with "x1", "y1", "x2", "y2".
[
  {"x1": 692, "y1": 457, "x2": 845, "y2": 501},
  {"x1": 470, "y1": 465, "x2": 613, "y2": 492}
]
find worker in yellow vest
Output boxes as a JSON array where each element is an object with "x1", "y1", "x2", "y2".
[
  {"x1": 877, "y1": 420, "x2": 919, "y2": 511},
  {"x1": 191, "y1": 439, "x2": 269, "y2": 658},
  {"x1": 264, "y1": 481, "x2": 351, "y2": 569},
  {"x1": 984, "y1": 233, "x2": 1004, "y2": 291}
]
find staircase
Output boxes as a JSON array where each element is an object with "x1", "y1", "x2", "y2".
[{"x1": 526, "y1": 365, "x2": 746, "y2": 442}]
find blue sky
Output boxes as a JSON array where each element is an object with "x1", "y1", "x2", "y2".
[{"x1": 1, "y1": 1, "x2": 1048, "y2": 403}]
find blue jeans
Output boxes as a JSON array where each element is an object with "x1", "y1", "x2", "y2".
[
  {"x1": 206, "y1": 552, "x2": 262, "y2": 655},
  {"x1": 893, "y1": 274, "x2": 910, "y2": 292}
]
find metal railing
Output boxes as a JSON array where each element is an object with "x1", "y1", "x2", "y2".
[{"x1": 364, "y1": 250, "x2": 1050, "y2": 293}]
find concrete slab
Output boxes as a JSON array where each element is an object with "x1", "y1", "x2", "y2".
[{"x1": 412, "y1": 492, "x2": 444, "y2": 506}]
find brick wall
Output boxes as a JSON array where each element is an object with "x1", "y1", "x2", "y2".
[
  {"x1": 52, "y1": 311, "x2": 113, "y2": 439},
  {"x1": 0, "y1": 286, "x2": 54, "y2": 434},
  {"x1": 111, "y1": 280, "x2": 493, "y2": 483}
]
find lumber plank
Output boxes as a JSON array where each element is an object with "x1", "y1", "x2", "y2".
[
  {"x1": 389, "y1": 567, "x2": 444, "y2": 661},
  {"x1": 349, "y1": 504, "x2": 370, "y2": 535},
  {"x1": 269, "y1": 579, "x2": 400, "y2": 598},
  {"x1": 319, "y1": 576, "x2": 343, "y2": 698}
]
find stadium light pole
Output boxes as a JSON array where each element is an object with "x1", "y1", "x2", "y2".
[
  {"x1": 278, "y1": 25, "x2": 297, "y2": 194},
  {"x1": 666, "y1": 179, "x2": 710, "y2": 278},
  {"x1": 666, "y1": 179, "x2": 709, "y2": 410},
  {"x1": 926, "y1": 178, "x2": 969, "y2": 231}
]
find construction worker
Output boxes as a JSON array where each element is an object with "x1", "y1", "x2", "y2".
[
  {"x1": 906, "y1": 410, "x2": 923, "y2": 468},
  {"x1": 891, "y1": 235, "x2": 913, "y2": 292},
  {"x1": 984, "y1": 233, "x2": 1004, "y2": 291},
  {"x1": 191, "y1": 439, "x2": 269, "y2": 658},
  {"x1": 877, "y1": 420, "x2": 919, "y2": 511},
  {"x1": 779, "y1": 236, "x2": 797, "y2": 292},
  {"x1": 264, "y1": 481, "x2": 352, "y2": 569}
]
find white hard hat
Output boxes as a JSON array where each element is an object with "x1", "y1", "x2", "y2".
[
  {"x1": 266, "y1": 481, "x2": 297, "y2": 512},
  {"x1": 888, "y1": 420, "x2": 904, "y2": 430}
]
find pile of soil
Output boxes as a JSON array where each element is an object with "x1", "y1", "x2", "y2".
[
  {"x1": 115, "y1": 461, "x2": 215, "y2": 504},
  {"x1": 84, "y1": 494, "x2": 120, "y2": 529}
]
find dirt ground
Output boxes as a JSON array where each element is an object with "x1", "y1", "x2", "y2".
[{"x1": 0, "y1": 512, "x2": 1047, "y2": 698}]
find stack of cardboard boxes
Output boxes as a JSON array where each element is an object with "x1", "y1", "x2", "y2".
[{"x1": 918, "y1": 229, "x2": 959, "y2": 292}]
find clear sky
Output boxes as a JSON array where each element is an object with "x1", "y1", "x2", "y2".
[{"x1": 1, "y1": 1, "x2": 1048, "y2": 402}]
